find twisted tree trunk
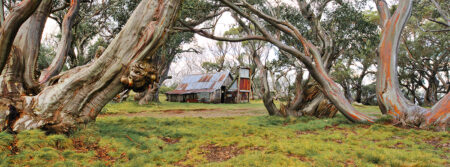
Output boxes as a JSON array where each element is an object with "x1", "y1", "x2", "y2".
[
  {"x1": 0, "y1": 0, "x2": 182, "y2": 133},
  {"x1": 375, "y1": 0, "x2": 449, "y2": 129}
]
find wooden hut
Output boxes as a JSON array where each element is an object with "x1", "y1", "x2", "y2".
[{"x1": 166, "y1": 68, "x2": 251, "y2": 103}]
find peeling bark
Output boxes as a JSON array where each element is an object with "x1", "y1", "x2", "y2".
[
  {"x1": 0, "y1": 0, "x2": 182, "y2": 133},
  {"x1": 375, "y1": 0, "x2": 449, "y2": 129}
]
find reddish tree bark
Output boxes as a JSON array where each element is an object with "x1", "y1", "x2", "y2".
[
  {"x1": 375, "y1": 0, "x2": 449, "y2": 129},
  {"x1": 0, "y1": 0, "x2": 182, "y2": 133}
]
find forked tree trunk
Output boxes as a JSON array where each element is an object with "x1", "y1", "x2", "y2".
[
  {"x1": 0, "y1": 0, "x2": 182, "y2": 133},
  {"x1": 375, "y1": 0, "x2": 449, "y2": 129},
  {"x1": 355, "y1": 66, "x2": 369, "y2": 103}
]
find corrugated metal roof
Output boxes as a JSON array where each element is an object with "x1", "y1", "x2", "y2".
[{"x1": 166, "y1": 71, "x2": 232, "y2": 94}]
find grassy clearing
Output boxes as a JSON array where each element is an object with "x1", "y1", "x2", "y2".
[
  {"x1": 1, "y1": 115, "x2": 448, "y2": 166},
  {"x1": 1, "y1": 97, "x2": 447, "y2": 166},
  {"x1": 102, "y1": 94, "x2": 380, "y2": 117},
  {"x1": 102, "y1": 94, "x2": 266, "y2": 114}
]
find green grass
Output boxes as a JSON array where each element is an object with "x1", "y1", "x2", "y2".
[
  {"x1": 102, "y1": 94, "x2": 266, "y2": 114},
  {"x1": 1, "y1": 115, "x2": 448, "y2": 166},
  {"x1": 1, "y1": 97, "x2": 448, "y2": 166}
]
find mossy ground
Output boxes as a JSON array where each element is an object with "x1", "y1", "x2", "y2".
[{"x1": 0, "y1": 96, "x2": 448, "y2": 166}]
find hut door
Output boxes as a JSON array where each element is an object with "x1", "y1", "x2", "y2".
[{"x1": 221, "y1": 86, "x2": 226, "y2": 103}]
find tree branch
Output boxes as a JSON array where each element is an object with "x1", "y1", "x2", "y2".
[
  {"x1": 225, "y1": 0, "x2": 310, "y2": 62},
  {"x1": 182, "y1": 8, "x2": 229, "y2": 27},
  {"x1": 39, "y1": 0, "x2": 80, "y2": 83},
  {"x1": 178, "y1": 21, "x2": 267, "y2": 42},
  {"x1": 427, "y1": 18, "x2": 449, "y2": 27},
  {"x1": 425, "y1": 28, "x2": 450, "y2": 32},
  {"x1": 429, "y1": 0, "x2": 450, "y2": 26},
  {"x1": 51, "y1": 2, "x2": 69, "y2": 13},
  {"x1": 20, "y1": 0, "x2": 53, "y2": 93}
]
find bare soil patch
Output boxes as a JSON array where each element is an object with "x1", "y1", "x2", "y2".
[
  {"x1": 200, "y1": 144, "x2": 243, "y2": 162},
  {"x1": 72, "y1": 137, "x2": 127, "y2": 165},
  {"x1": 424, "y1": 137, "x2": 450, "y2": 150},
  {"x1": 163, "y1": 110, "x2": 185, "y2": 114}
]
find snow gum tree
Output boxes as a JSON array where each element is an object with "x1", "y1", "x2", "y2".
[
  {"x1": 375, "y1": 0, "x2": 449, "y2": 129},
  {"x1": 186, "y1": 0, "x2": 448, "y2": 129},
  {"x1": 0, "y1": 0, "x2": 183, "y2": 133}
]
